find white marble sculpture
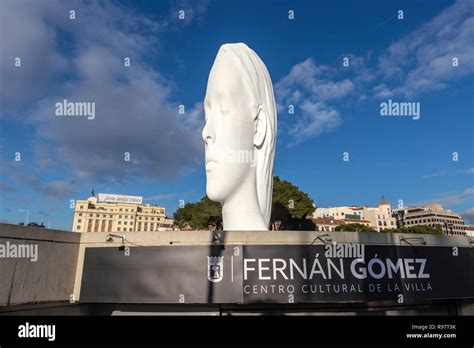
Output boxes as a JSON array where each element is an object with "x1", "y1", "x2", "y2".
[{"x1": 202, "y1": 43, "x2": 277, "y2": 231}]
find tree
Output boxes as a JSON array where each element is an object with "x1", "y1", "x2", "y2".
[
  {"x1": 173, "y1": 196, "x2": 222, "y2": 230},
  {"x1": 335, "y1": 223, "x2": 376, "y2": 233},
  {"x1": 270, "y1": 176, "x2": 316, "y2": 230},
  {"x1": 174, "y1": 176, "x2": 316, "y2": 231},
  {"x1": 410, "y1": 225, "x2": 442, "y2": 235},
  {"x1": 380, "y1": 225, "x2": 442, "y2": 235}
]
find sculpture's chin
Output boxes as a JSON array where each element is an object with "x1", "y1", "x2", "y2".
[{"x1": 206, "y1": 184, "x2": 225, "y2": 203}]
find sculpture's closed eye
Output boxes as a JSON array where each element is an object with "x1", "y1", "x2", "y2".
[{"x1": 220, "y1": 101, "x2": 229, "y2": 115}]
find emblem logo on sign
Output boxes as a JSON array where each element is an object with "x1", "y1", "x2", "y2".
[{"x1": 207, "y1": 256, "x2": 224, "y2": 282}]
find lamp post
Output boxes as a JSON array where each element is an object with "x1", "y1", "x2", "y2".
[{"x1": 18, "y1": 209, "x2": 29, "y2": 225}]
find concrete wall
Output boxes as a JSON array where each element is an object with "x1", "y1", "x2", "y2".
[
  {"x1": 1, "y1": 223, "x2": 472, "y2": 309},
  {"x1": 0, "y1": 224, "x2": 80, "y2": 306}
]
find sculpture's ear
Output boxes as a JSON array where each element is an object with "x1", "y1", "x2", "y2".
[{"x1": 254, "y1": 105, "x2": 267, "y2": 149}]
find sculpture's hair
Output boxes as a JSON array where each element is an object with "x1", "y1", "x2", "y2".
[{"x1": 218, "y1": 43, "x2": 277, "y2": 228}]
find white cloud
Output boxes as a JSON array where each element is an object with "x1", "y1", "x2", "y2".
[
  {"x1": 277, "y1": 1, "x2": 474, "y2": 145},
  {"x1": 0, "y1": 0, "x2": 209, "y2": 195},
  {"x1": 143, "y1": 193, "x2": 182, "y2": 202},
  {"x1": 373, "y1": 84, "x2": 394, "y2": 99},
  {"x1": 289, "y1": 101, "x2": 341, "y2": 140},
  {"x1": 423, "y1": 168, "x2": 474, "y2": 178},
  {"x1": 414, "y1": 187, "x2": 474, "y2": 206},
  {"x1": 275, "y1": 58, "x2": 353, "y2": 145},
  {"x1": 0, "y1": 156, "x2": 77, "y2": 198},
  {"x1": 0, "y1": 0, "x2": 68, "y2": 110},
  {"x1": 463, "y1": 207, "x2": 474, "y2": 224},
  {"x1": 377, "y1": 0, "x2": 474, "y2": 98}
]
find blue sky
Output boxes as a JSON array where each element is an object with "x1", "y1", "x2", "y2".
[{"x1": 0, "y1": 0, "x2": 473, "y2": 230}]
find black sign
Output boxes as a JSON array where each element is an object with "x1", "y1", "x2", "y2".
[
  {"x1": 80, "y1": 245, "x2": 242, "y2": 303},
  {"x1": 80, "y1": 244, "x2": 474, "y2": 304},
  {"x1": 242, "y1": 245, "x2": 473, "y2": 303}
]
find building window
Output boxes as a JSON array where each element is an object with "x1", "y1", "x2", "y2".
[
  {"x1": 77, "y1": 225, "x2": 81, "y2": 230},
  {"x1": 124, "y1": 221, "x2": 127, "y2": 225},
  {"x1": 118, "y1": 221, "x2": 121, "y2": 225},
  {"x1": 109, "y1": 215, "x2": 113, "y2": 218},
  {"x1": 79, "y1": 213, "x2": 83, "y2": 217},
  {"x1": 129, "y1": 228, "x2": 132, "y2": 232},
  {"x1": 118, "y1": 227, "x2": 121, "y2": 231},
  {"x1": 78, "y1": 219, "x2": 82, "y2": 223}
]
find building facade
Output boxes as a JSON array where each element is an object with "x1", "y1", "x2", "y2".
[
  {"x1": 393, "y1": 204, "x2": 465, "y2": 236},
  {"x1": 362, "y1": 197, "x2": 397, "y2": 232},
  {"x1": 312, "y1": 196, "x2": 395, "y2": 232},
  {"x1": 464, "y1": 225, "x2": 474, "y2": 237},
  {"x1": 312, "y1": 217, "x2": 371, "y2": 232},
  {"x1": 72, "y1": 194, "x2": 174, "y2": 233},
  {"x1": 313, "y1": 206, "x2": 364, "y2": 220},
  {"x1": 313, "y1": 218, "x2": 344, "y2": 232}
]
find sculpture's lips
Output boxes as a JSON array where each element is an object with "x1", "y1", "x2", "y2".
[{"x1": 205, "y1": 160, "x2": 217, "y2": 172}]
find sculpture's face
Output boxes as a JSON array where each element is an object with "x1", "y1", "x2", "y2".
[{"x1": 202, "y1": 52, "x2": 256, "y2": 202}]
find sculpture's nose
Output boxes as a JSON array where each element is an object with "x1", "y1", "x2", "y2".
[{"x1": 202, "y1": 116, "x2": 215, "y2": 146}]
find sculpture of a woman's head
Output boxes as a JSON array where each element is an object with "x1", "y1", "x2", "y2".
[{"x1": 202, "y1": 43, "x2": 277, "y2": 231}]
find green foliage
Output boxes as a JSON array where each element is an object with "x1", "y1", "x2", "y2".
[
  {"x1": 173, "y1": 196, "x2": 222, "y2": 230},
  {"x1": 174, "y1": 176, "x2": 316, "y2": 231},
  {"x1": 335, "y1": 223, "x2": 377, "y2": 232},
  {"x1": 380, "y1": 225, "x2": 442, "y2": 235},
  {"x1": 270, "y1": 176, "x2": 316, "y2": 230}
]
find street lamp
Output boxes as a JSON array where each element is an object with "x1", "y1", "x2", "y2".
[{"x1": 18, "y1": 209, "x2": 29, "y2": 225}]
